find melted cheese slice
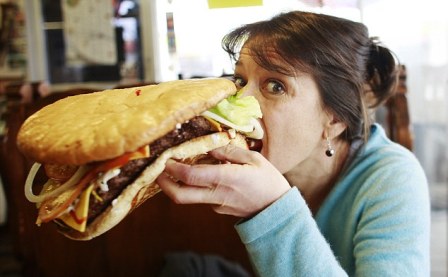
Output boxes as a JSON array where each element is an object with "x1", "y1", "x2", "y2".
[
  {"x1": 59, "y1": 184, "x2": 94, "y2": 232},
  {"x1": 52, "y1": 146, "x2": 149, "y2": 232}
]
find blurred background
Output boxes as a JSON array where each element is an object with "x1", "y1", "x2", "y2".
[{"x1": 1, "y1": 0, "x2": 446, "y2": 276}]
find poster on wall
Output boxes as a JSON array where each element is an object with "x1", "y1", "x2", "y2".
[{"x1": 62, "y1": 0, "x2": 117, "y2": 65}]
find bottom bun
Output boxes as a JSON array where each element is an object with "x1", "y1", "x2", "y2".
[{"x1": 61, "y1": 132, "x2": 248, "y2": 240}]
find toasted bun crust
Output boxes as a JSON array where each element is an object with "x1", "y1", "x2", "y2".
[
  {"x1": 62, "y1": 132, "x2": 248, "y2": 240},
  {"x1": 17, "y1": 78, "x2": 236, "y2": 165}
]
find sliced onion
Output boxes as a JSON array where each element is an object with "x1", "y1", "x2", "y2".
[
  {"x1": 24, "y1": 163, "x2": 42, "y2": 202},
  {"x1": 246, "y1": 118, "x2": 264, "y2": 140},
  {"x1": 202, "y1": 111, "x2": 264, "y2": 139},
  {"x1": 24, "y1": 163, "x2": 90, "y2": 203},
  {"x1": 202, "y1": 111, "x2": 254, "y2": 133}
]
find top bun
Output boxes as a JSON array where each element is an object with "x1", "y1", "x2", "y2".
[{"x1": 17, "y1": 78, "x2": 236, "y2": 165}]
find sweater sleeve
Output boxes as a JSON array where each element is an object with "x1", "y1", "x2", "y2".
[{"x1": 235, "y1": 187, "x2": 347, "y2": 277}]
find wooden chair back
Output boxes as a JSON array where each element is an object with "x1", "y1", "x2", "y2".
[{"x1": 384, "y1": 65, "x2": 413, "y2": 150}]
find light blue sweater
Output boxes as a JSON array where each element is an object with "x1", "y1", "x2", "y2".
[{"x1": 236, "y1": 124, "x2": 430, "y2": 276}]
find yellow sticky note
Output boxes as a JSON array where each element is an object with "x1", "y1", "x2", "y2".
[{"x1": 208, "y1": 0, "x2": 263, "y2": 9}]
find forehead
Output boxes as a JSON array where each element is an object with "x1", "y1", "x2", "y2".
[
  {"x1": 238, "y1": 46, "x2": 281, "y2": 62},
  {"x1": 236, "y1": 47, "x2": 299, "y2": 77}
]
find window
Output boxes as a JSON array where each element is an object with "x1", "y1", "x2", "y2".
[{"x1": 40, "y1": 0, "x2": 143, "y2": 83}]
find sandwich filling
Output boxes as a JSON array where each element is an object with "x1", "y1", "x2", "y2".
[{"x1": 62, "y1": 116, "x2": 221, "y2": 231}]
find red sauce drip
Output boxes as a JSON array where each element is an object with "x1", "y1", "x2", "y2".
[
  {"x1": 69, "y1": 210, "x2": 86, "y2": 225},
  {"x1": 135, "y1": 89, "x2": 141, "y2": 96}
]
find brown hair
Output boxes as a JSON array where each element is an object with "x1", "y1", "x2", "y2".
[{"x1": 222, "y1": 11, "x2": 398, "y2": 142}]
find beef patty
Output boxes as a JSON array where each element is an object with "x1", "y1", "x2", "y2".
[{"x1": 86, "y1": 116, "x2": 216, "y2": 223}]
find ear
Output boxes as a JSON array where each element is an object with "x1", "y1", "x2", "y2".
[{"x1": 323, "y1": 111, "x2": 347, "y2": 140}]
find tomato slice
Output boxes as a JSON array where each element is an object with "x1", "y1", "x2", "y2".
[
  {"x1": 38, "y1": 167, "x2": 99, "y2": 223},
  {"x1": 38, "y1": 145, "x2": 150, "y2": 223},
  {"x1": 44, "y1": 164, "x2": 79, "y2": 182}
]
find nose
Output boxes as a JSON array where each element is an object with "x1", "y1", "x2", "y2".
[{"x1": 239, "y1": 82, "x2": 257, "y2": 98}]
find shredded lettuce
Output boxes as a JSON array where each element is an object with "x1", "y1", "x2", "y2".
[{"x1": 207, "y1": 91, "x2": 262, "y2": 126}]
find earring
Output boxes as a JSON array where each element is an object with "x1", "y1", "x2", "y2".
[{"x1": 325, "y1": 136, "x2": 335, "y2": 157}]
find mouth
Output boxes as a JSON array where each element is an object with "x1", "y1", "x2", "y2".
[
  {"x1": 247, "y1": 138, "x2": 263, "y2": 152},
  {"x1": 247, "y1": 119, "x2": 264, "y2": 152}
]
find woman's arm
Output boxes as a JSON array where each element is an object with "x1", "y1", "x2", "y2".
[{"x1": 236, "y1": 187, "x2": 348, "y2": 277}]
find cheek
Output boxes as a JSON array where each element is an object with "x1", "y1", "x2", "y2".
[
  {"x1": 262, "y1": 129, "x2": 313, "y2": 173},
  {"x1": 260, "y1": 110, "x2": 322, "y2": 173},
  {"x1": 260, "y1": 117, "x2": 303, "y2": 172}
]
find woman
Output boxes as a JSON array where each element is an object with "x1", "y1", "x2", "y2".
[{"x1": 156, "y1": 11, "x2": 430, "y2": 276}]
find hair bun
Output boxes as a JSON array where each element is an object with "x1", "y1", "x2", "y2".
[{"x1": 366, "y1": 37, "x2": 399, "y2": 107}]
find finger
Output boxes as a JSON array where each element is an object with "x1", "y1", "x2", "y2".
[
  {"x1": 211, "y1": 204, "x2": 236, "y2": 216},
  {"x1": 209, "y1": 144, "x2": 262, "y2": 165},
  {"x1": 164, "y1": 159, "x2": 237, "y2": 188},
  {"x1": 156, "y1": 171, "x2": 219, "y2": 205}
]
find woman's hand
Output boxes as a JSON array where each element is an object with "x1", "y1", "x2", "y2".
[{"x1": 156, "y1": 144, "x2": 291, "y2": 218}]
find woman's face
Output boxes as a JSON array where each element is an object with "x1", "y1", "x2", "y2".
[{"x1": 234, "y1": 48, "x2": 330, "y2": 174}]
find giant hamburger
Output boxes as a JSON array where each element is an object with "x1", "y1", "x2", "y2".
[{"x1": 17, "y1": 78, "x2": 263, "y2": 240}]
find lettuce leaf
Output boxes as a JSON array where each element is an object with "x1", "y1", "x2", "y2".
[{"x1": 208, "y1": 91, "x2": 262, "y2": 126}]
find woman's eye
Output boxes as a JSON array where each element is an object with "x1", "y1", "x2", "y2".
[
  {"x1": 233, "y1": 77, "x2": 246, "y2": 89},
  {"x1": 265, "y1": 80, "x2": 285, "y2": 95}
]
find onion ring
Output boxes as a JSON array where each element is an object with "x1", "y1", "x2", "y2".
[
  {"x1": 202, "y1": 111, "x2": 264, "y2": 139},
  {"x1": 24, "y1": 163, "x2": 90, "y2": 203}
]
